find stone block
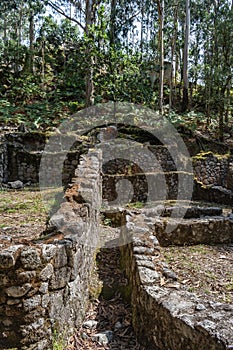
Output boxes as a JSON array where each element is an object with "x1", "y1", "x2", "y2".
[
  {"x1": 20, "y1": 248, "x2": 41, "y2": 270},
  {"x1": 6, "y1": 284, "x2": 31, "y2": 298}
]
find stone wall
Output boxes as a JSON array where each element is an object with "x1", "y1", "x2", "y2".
[
  {"x1": 1, "y1": 133, "x2": 46, "y2": 184},
  {"x1": 119, "y1": 210, "x2": 233, "y2": 350},
  {"x1": 193, "y1": 152, "x2": 230, "y2": 187},
  {"x1": 0, "y1": 136, "x2": 7, "y2": 183},
  {"x1": 101, "y1": 143, "x2": 193, "y2": 204},
  {"x1": 2, "y1": 132, "x2": 233, "y2": 206},
  {"x1": 0, "y1": 149, "x2": 102, "y2": 350},
  {"x1": 0, "y1": 132, "x2": 88, "y2": 186}
]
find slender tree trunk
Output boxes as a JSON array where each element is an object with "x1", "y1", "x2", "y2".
[
  {"x1": 182, "y1": 0, "x2": 190, "y2": 112},
  {"x1": 29, "y1": 11, "x2": 35, "y2": 74},
  {"x1": 169, "y1": 5, "x2": 178, "y2": 110},
  {"x1": 219, "y1": 103, "x2": 224, "y2": 141},
  {"x1": 85, "y1": 0, "x2": 95, "y2": 107},
  {"x1": 110, "y1": 0, "x2": 117, "y2": 46},
  {"x1": 3, "y1": 10, "x2": 7, "y2": 44},
  {"x1": 140, "y1": 5, "x2": 144, "y2": 54},
  {"x1": 204, "y1": 37, "x2": 211, "y2": 124},
  {"x1": 174, "y1": 50, "x2": 179, "y2": 105},
  {"x1": 225, "y1": 80, "x2": 231, "y2": 125},
  {"x1": 41, "y1": 40, "x2": 45, "y2": 88},
  {"x1": 157, "y1": 0, "x2": 164, "y2": 114}
]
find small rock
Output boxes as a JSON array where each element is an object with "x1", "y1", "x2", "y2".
[
  {"x1": 0, "y1": 252, "x2": 15, "y2": 269},
  {"x1": 83, "y1": 320, "x2": 98, "y2": 329},
  {"x1": 133, "y1": 246, "x2": 154, "y2": 255},
  {"x1": 6, "y1": 283, "x2": 31, "y2": 298},
  {"x1": 7, "y1": 180, "x2": 24, "y2": 189},
  {"x1": 195, "y1": 303, "x2": 206, "y2": 311},
  {"x1": 114, "y1": 321, "x2": 122, "y2": 331},
  {"x1": 196, "y1": 319, "x2": 216, "y2": 332},
  {"x1": 81, "y1": 332, "x2": 88, "y2": 340},
  {"x1": 149, "y1": 235, "x2": 160, "y2": 246},
  {"x1": 162, "y1": 267, "x2": 178, "y2": 280},
  {"x1": 92, "y1": 330, "x2": 113, "y2": 345},
  {"x1": 0, "y1": 234, "x2": 12, "y2": 243}
]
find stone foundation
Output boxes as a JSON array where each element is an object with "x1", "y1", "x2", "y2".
[{"x1": 119, "y1": 211, "x2": 233, "y2": 350}]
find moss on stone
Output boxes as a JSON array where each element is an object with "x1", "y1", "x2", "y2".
[{"x1": 193, "y1": 150, "x2": 230, "y2": 162}]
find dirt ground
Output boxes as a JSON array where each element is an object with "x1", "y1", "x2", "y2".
[{"x1": 162, "y1": 244, "x2": 233, "y2": 304}]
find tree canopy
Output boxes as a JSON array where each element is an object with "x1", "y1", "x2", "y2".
[{"x1": 0, "y1": 0, "x2": 232, "y2": 138}]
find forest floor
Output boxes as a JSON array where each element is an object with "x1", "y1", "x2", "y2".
[
  {"x1": 0, "y1": 189, "x2": 232, "y2": 348},
  {"x1": 162, "y1": 244, "x2": 233, "y2": 304}
]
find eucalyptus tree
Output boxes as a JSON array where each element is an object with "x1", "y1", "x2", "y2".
[
  {"x1": 156, "y1": 0, "x2": 164, "y2": 113},
  {"x1": 181, "y1": 0, "x2": 190, "y2": 112}
]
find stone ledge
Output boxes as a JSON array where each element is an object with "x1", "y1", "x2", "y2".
[{"x1": 154, "y1": 216, "x2": 233, "y2": 246}]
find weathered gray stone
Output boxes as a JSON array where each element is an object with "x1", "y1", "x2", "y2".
[
  {"x1": 53, "y1": 245, "x2": 67, "y2": 268},
  {"x1": 23, "y1": 295, "x2": 42, "y2": 311},
  {"x1": 8, "y1": 180, "x2": 24, "y2": 189},
  {"x1": 162, "y1": 267, "x2": 178, "y2": 280},
  {"x1": 138, "y1": 266, "x2": 160, "y2": 285},
  {"x1": 0, "y1": 252, "x2": 15, "y2": 269},
  {"x1": 39, "y1": 282, "x2": 48, "y2": 294},
  {"x1": 6, "y1": 283, "x2": 31, "y2": 298},
  {"x1": 41, "y1": 294, "x2": 50, "y2": 308},
  {"x1": 17, "y1": 270, "x2": 36, "y2": 284},
  {"x1": 41, "y1": 244, "x2": 57, "y2": 262},
  {"x1": 20, "y1": 248, "x2": 41, "y2": 269},
  {"x1": 0, "y1": 146, "x2": 101, "y2": 349},
  {"x1": 83, "y1": 320, "x2": 98, "y2": 329},
  {"x1": 92, "y1": 330, "x2": 113, "y2": 345},
  {"x1": 40, "y1": 263, "x2": 54, "y2": 281},
  {"x1": 50, "y1": 267, "x2": 71, "y2": 290},
  {"x1": 133, "y1": 246, "x2": 154, "y2": 255},
  {"x1": 196, "y1": 304, "x2": 207, "y2": 311},
  {"x1": 154, "y1": 216, "x2": 233, "y2": 246}
]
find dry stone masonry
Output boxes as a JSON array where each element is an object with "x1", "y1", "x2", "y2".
[
  {"x1": 0, "y1": 149, "x2": 102, "y2": 349},
  {"x1": 119, "y1": 208, "x2": 233, "y2": 350}
]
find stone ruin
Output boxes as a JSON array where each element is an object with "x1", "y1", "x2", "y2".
[
  {"x1": 0, "y1": 127, "x2": 233, "y2": 349},
  {"x1": 0, "y1": 149, "x2": 101, "y2": 349}
]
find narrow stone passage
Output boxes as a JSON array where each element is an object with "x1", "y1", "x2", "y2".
[{"x1": 67, "y1": 227, "x2": 144, "y2": 350}]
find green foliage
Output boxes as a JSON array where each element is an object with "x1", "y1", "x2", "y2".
[
  {"x1": 167, "y1": 110, "x2": 205, "y2": 131},
  {"x1": 126, "y1": 201, "x2": 144, "y2": 209},
  {"x1": 0, "y1": 0, "x2": 232, "y2": 135},
  {"x1": 52, "y1": 330, "x2": 66, "y2": 350}
]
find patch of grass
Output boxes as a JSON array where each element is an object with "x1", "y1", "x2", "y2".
[
  {"x1": 52, "y1": 330, "x2": 67, "y2": 350},
  {"x1": 126, "y1": 201, "x2": 144, "y2": 209},
  {"x1": 103, "y1": 217, "x2": 112, "y2": 226},
  {"x1": 0, "y1": 189, "x2": 48, "y2": 227},
  {"x1": 189, "y1": 245, "x2": 208, "y2": 254},
  {"x1": 226, "y1": 281, "x2": 233, "y2": 291}
]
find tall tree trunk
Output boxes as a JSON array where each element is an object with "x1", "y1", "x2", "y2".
[
  {"x1": 3, "y1": 11, "x2": 7, "y2": 44},
  {"x1": 182, "y1": 0, "x2": 190, "y2": 112},
  {"x1": 140, "y1": 4, "x2": 145, "y2": 55},
  {"x1": 225, "y1": 79, "x2": 231, "y2": 125},
  {"x1": 169, "y1": 4, "x2": 178, "y2": 110},
  {"x1": 157, "y1": 0, "x2": 164, "y2": 114},
  {"x1": 85, "y1": 0, "x2": 95, "y2": 107},
  {"x1": 41, "y1": 40, "x2": 45, "y2": 88},
  {"x1": 29, "y1": 10, "x2": 35, "y2": 74},
  {"x1": 109, "y1": 0, "x2": 117, "y2": 46}
]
